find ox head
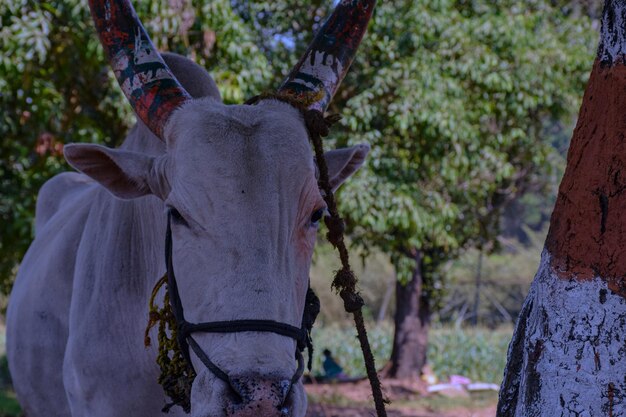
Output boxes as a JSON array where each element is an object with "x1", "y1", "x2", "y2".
[{"x1": 63, "y1": 1, "x2": 374, "y2": 416}]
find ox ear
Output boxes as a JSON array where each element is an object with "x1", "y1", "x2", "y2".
[
  {"x1": 323, "y1": 143, "x2": 370, "y2": 192},
  {"x1": 63, "y1": 143, "x2": 155, "y2": 200}
]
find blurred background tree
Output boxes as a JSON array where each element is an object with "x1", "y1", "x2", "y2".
[
  {"x1": 325, "y1": 0, "x2": 595, "y2": 377},
  {"x1": 0, "y1": 0, "x2": 595, "y2": 380},
  {"x1": 1, "y1": 1, "x2": 129, "y2": 295}
]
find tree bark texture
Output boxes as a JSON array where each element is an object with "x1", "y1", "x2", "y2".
[
  {"x1": 497, "y1": 253, "x2": 626, "y2": 416},
  {"x1": 498, "y1": 2, "x2": 626, "y2": 415},
  {"x1": 472, "y1": 249, "x2": 483, "y2": 326},
  {"x1": 388, "y1": 250, "x2": 430, "y2": 379}
]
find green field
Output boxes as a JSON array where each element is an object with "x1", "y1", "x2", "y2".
[{"x1": 310, "y1": 323, "x2": 511, "y2": 384}]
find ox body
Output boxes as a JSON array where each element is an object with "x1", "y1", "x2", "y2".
[{"x1": 7, "y1": 54, "x2": 369, "y2": 417}]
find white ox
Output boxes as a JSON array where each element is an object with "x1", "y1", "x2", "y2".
[
  {"x1": 7, "y1": 51, "x2": 369, "y2": 417},
  {"x1": 6, "y1": 0, "x2": 376, "y2": 414}
]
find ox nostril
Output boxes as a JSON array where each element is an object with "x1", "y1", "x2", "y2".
[{"x1": 225, "y1": 376, "x2": 293, "y2": 417}]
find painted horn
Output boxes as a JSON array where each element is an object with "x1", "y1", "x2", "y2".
[
  {"x1": 278, "y1": 0, "x2": 376, "y2": 112},
  {"x1": 88, "y1": 0, "x2": 191, "y2": 139}
]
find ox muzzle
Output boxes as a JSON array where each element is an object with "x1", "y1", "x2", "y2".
[{"x1": 160, "y1": 210, "x2": 317, "y2": 414}]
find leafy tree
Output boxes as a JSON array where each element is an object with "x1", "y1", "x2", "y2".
[
  {"x1": 1, "y1": 1, "x2": 127, "y2": 294},
  {"x1": 326, "y1": 0, "x2": 595, "y2": 377}
]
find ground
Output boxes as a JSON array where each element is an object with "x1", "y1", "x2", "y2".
[
  {"x1": 0, "y1": 375, "x2": 498, "y2": 417},
  {"x1": 305, "y1": 378, "x2": 497, "y2": 417}
]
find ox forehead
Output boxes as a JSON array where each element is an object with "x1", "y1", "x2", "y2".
[
  {"x1": 167, "y1": 99, "x2": 313, "y2": 181},
  {"x1": 163, "y1": 99, "x2": 320, "y2": 226}
]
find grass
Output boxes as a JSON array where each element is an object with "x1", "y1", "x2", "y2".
[
  {"x1": 393, "y1": 391, "x2": 499, "y2": 414},
  {"x1": 0, "y1": 357, "x2": 20, "y2": 417},
  {"x1": 428, "y1": 326, "x2": 511, "y2": 383},
  {"x1": 0, "y1": 390, "x2": 20, "y2": 417},
  {"x1": 309, "y1": 323, "x2": 511, "y2": 384},
  {"x1": 309, "y1": 323, "x2": 393, "y2": 378},
  {"x1": 306, "y1": 379, "x2": 500, "y2": 414}
]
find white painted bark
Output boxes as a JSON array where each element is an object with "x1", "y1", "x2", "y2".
[
  {"x1": 598, "y1": 0, "x2": 626, "y2": 65},
  {"x1": 498, "y1": 251, "x2": 626, "y2": 416}
]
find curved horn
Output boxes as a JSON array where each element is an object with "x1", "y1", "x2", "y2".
[
  {"x1": 278, "y1": 0, "x2": 376, "y2": 112},
  {"x1": 88, "y1": 0, "x2": 191, "y2": 139}
]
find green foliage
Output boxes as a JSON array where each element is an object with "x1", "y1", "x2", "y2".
[
  {"x1": 0, "y1": 389, "x2": 20, "y2": 417},
  {"x1": 0, "y1": 0, "x2": 130, "y2": 293},
  {"x1": 330, "y1": 0, "x2": 595, "y2": 296},
  {"x1": 0, "y1": 0, "x2": 271, "y2": 291},
  {"x1": 234, "y1": 0, "x2": 345, "y2": 93},
  {"x1": 135, "y1": 0, "x2": 273, "y2": 103}
]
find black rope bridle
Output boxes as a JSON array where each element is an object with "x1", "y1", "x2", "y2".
[{"x1": 162, "y1": 210, "x2": 317, "y2": 409}]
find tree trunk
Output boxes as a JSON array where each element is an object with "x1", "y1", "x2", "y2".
[
  {"x1": 471, "y1": 249, "x2": 483, "y2": 326},
  {"x1": 376, "y1": 272, "x2": 395, "y2": 324},
  {"x1": 388, "y1": 250, "x2": 430, "y2": 379},
  {"x1": 497, "y1": 253, "x2": 626, "y2": 416},
  {"x1": 498, "y1": 2, "x2": 626, "y2": 414}
]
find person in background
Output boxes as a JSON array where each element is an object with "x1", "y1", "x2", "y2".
[{"x1": 322, "y1": 349, "x2": 348, "y2": 380}]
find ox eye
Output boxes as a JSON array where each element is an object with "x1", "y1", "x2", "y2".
[{"x1": 311, "y1": 208, "x2": 327, "y2": 227}]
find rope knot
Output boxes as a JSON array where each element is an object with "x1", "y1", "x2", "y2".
[
  {"x1": 303, "y1": 109, "x2": 342, "y2": 138},
  {"x1": 304, "y1": 109, "x2": 330, "y2": 137},
  {"x1": 340, "y1": 289, "x2": 365, "y2": 313},
  {"x1": 332, "y1": 268, "x2": 363, "y2": 312},
  {"x1": 333, "y1": 267, "x2": 354, "y2": 288}
]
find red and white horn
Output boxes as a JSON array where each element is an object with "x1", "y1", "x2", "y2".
[
  {"x1": 278, "y1": 0, "x2": 376, "y2": 112},
  {"x1": 88, "y1": 0, "x2": 191, "y2": 139}
]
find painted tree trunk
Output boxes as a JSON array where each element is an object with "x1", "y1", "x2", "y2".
[
  {"x1": 498, "y1": 2, "x2": 626, "y2": 415},
  {"x1": 388, "y1": 250, "x2": 430, "y2": 378}
]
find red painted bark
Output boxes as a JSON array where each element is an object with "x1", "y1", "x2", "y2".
[
  {"x1": 499, "y1": 4, "x2": 626, "y2": 416},
  {"x1": 546, "y1": 59, "x2": 626, "y2": 298}
]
